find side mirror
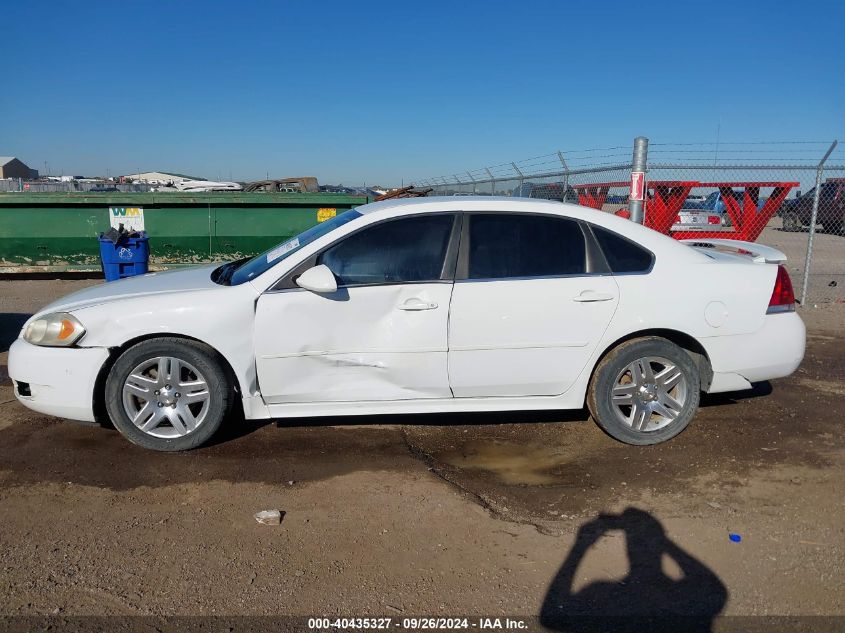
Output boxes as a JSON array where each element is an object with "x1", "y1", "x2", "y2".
[{"x1": 295, "y1": 264, "x2": 338, "y2": 294}]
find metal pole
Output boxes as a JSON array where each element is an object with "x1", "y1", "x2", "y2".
[
  {"x1": 800, "y1": 140, "x2": 837, "y2": 305},
  {"x1": 558, "y1": 151, "x2": 570, "y2": 199},
  {"x1": 512, "y1": 162, "x2": 524, "y2": 195},
  {"x1": 628, "y1": 136, "x2": 649, "y2": 223},
  {"x1": 485, "y1": 168, "x2": 495, "y2": 195}
]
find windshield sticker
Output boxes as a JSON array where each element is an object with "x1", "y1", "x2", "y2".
[{"x1": 266, "y1": 238, "x2": 300, "y2": 263}]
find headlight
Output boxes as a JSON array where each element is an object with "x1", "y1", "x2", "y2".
[{"x1": 23, "y1": 312, "x2": 86, "y2": 347}]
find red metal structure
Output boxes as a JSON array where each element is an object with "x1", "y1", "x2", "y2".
[
  {"x1": 572, "y1": 180, "x2": 798, "y2": 242},
  {"x1": 571, "y1": 182, "x2": 627, "y2": 209},
  {"x1": 670, "y1": 182, "x2": 798, "y2": 242},
  {"x1": 641, "y1": 181, "x2": 699, "y2": 235}
]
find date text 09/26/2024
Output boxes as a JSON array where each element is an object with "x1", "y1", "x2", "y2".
[{"x1": 307, "y1": 617, "x2": 528, "y2": 630}]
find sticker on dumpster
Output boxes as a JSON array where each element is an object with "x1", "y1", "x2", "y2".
[
  {"x1": 109, "y1": 207, "x2": 145, "y2": 232},
  {"x1": 118, "y1": 247, "x2": 134, "y2": 260},
  {"x1": 317, "y1": 208, "x2": 337, "y2": 223},
  {"x1": 630, "y1": 172, "x2": 645, "y2": 202},
  {"x1": 267, "y1": 238, "x2": 300, "y2": 263}
]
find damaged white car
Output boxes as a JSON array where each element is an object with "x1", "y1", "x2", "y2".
[{"x1": 9, "y1": 197, "x2": 805, "y2": 451}]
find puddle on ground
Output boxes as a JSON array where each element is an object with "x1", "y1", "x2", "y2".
[{"x1": 437, "y1": 439, "x2": 582, "y2": 486}]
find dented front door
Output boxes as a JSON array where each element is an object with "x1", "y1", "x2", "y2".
[{"x1": 254, "y1": 283, "x2": 453, "y2": 403}]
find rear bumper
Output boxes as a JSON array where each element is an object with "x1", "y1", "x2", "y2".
[
  {"x1": 8, "y1": 338, "x2": 109, "y2": 423},
  {"x1": 702, "y1": 311, "x2": 806, "y2": 392}
]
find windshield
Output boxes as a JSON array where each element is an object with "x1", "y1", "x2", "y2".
[{"x1": 216, "y1": 209, "x2": 362, "y2": 286}]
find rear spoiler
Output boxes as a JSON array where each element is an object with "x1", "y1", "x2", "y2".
[{"x1": 680, "y1": 238, "x2": 787, "y2": 264}]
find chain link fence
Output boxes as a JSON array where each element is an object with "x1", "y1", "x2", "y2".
[
  {"x1": 414, "y1": 139, "x2": 843, "y2": 304},
  {"x1": 0, "y1": 180, "x2": 153, "y2": 193}
]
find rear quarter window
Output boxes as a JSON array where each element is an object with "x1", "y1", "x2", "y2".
[{"x1": 591, "y1": 225, "x2": 654, "y2": 273}]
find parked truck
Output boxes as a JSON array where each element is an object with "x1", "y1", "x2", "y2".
[{"x1": 780, "y1": 178, "x2": 845, "y2": 234}]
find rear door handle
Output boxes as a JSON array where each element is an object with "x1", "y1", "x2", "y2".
[
  {"x1": 573, "y1": 290, "x2": 616, "y2": 303},
  {"x1": 398, "y1": 297, "x2": 438, "y2": 311}
]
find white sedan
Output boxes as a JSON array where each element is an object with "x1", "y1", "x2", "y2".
[{"x1": 9, "y1": 197, "x2": 806, "y2": 451}]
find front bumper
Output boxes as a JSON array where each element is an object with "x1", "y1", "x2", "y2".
[{"x1": 8, "y1": 338, "x2": 110, "y2": 423}]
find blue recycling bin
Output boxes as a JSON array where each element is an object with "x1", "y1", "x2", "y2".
[{"x1": 98, "y1": 231, "x2": 150, "y2": 281}]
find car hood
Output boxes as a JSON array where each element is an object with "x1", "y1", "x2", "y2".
[{"x1": 37, "y1": 264, "x2": 222, "y2": 315}]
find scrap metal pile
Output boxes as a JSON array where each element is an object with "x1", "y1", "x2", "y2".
[{"x1": 373, "y1": 186, "x2": 433, "y2": 201}]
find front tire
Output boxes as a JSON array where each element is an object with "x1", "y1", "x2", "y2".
[
  {"x1": 587, "y1": 337, "x2": 701, "y2": 445},
  {"x1": 105, "y1": 338, "x2": 231, "y2": 451}
]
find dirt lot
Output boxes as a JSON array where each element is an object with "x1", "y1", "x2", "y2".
[{"x1": 0, "y1": 278, "x2": 843, "y2": 630}]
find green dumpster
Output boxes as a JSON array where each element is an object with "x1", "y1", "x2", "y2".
[{"x1": 0, "y1": 192, "x2": 368, "y2": 272}]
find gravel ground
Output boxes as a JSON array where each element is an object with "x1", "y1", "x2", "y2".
[{"x1": 0, "y1": 278, "x2": 843, "y2": 630}]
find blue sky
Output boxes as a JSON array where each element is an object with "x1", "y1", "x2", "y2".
[{"x1": 1, "y1": 0, "x2": 843, "y2": 185}]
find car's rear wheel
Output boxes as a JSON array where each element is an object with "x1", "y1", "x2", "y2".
[
  {"x1": 105, "y1": 338, "x2": 231, "y2": 451},
  {"x1": 781, "y1": 213, "x2": 801, "y2": 232},
  {"x1": 587, "y1": 337, "x2": 700, "y2": 445}
]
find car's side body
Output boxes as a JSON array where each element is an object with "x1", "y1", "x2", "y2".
[{"x1": 9, "y1": 197, "x2": 805, "y2": 428}]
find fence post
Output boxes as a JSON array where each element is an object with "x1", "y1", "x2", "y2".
[
  {"x1": 511, "y1": 162, "x2": 524, "y2": 196},
  {"x1": 800, "y1": 140, "x2": 838, "y2": 305},
  {"x1": 628, "y1": 136, "x2": 649, "y2": 224},
  {"x1": 485, "y1": 168, "x2": 495, "y2": 195},
  {"x1": 557, "y1": 151, "x2": 570, "y2": 196}
]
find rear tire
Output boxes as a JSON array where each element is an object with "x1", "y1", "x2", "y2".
[
  {"x1": 587, "y1": 337, "x2": 701, "y2": 445},
  {"x1": 781, "y1": 213, "x2": 801, "y2": 232},
  {"x1": 105, "y1": 338, "x2": 231, "y2": 451}
]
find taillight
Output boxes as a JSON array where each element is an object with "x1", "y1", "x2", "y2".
[
  {"x1": 708, "y1": 215, "x2": 721, "y2": 225},
  {"x1": 767, "y1": 265, "x2": 795, "y2": 313}
]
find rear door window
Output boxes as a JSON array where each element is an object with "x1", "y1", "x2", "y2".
[{"x1": 467, "y1": 214, "x2": 586, "y2": 279}]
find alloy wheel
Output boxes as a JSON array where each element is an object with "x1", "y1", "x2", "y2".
[
  {"x1": 122, "y1": 356, "x2": 211, "y2": 438},
  {"x1": 610, "y1": 356, "x2": 688, "y2": 432}
]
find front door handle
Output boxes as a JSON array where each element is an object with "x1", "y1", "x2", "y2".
[
  {"x1": 398, "y1": 297, "x2": 438, "y2": 311},
  {"x1": 573, "y1": 290, "x2": 616, "y2": 303}
]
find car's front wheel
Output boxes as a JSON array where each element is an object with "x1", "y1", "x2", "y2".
[
  {"x1": 587, "y1": 337, "x2": 701, "y2": 445},
  {"x1": 104, "y1": 338, "x2": 231, "y2": 451}
]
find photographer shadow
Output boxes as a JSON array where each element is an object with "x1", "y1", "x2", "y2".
[{"x1": 540, "y1": 507, "x2": 727, "y2": 633}]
